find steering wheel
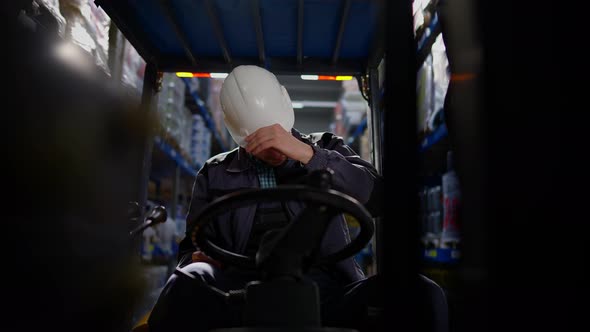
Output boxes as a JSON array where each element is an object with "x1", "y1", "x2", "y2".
[{"x1": 187, "y1": 185, "x2": 374, "y2": 269}]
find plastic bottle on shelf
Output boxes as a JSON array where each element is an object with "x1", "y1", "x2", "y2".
[
  {"x1": 419, "y1": 186, "x2": 428, "y2": 231},
  {"x1": 441, "y1": 151, "x2": 461, "y2": 248},
  {"x1": 428, "y1": 181, "x2": 443, "y2": 249}
]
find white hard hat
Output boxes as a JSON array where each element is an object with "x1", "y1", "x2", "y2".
[{"x1": 220, "y1": 65, "x2": 294, "y2": 147}]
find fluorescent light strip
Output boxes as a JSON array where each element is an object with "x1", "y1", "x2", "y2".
[
  {"x1": 176, "y1": 72, "x2": 228, "y2": 79},
  {"x1": 300, "y1": 74, "x2": 352, "y2": 81},
  {"x1": 210, "y1": 72, "x2": 229, "y2": 79},
  {"x1": 176, "y1": 72, "x2": 194, "y2": 78},
  {"x1": 291, "y1": 101, "x2": 338, "y2": 109},
  {"x1": 301, "y1": 75, "x2": 319, "y2": 80}
]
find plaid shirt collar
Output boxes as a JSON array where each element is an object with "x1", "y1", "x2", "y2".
[{"x1": 249, "y1": 155, "x2": 277, "y2": 189}]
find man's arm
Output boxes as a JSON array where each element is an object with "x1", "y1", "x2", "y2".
[
  {"x1": 177, "y1": 165, "x2": 216, "y2": 267},
  {"x1": 304, "y1": 133, "x2": 383, "y2": 217},
  {"x1": 244, "y1": 124, "x2": 383, "y2": 216}
]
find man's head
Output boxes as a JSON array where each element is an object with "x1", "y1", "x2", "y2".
[{"x1": 220, "y1": 65, "x2": 294, "y2": 148}]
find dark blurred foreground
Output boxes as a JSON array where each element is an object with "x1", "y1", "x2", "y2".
[{"x1": 1, "y1": 4, "x2": 150, "y2": 331}]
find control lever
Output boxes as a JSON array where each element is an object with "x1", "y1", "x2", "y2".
[
  {"x1": 129, "y1": 206, "x2": 168, "y2": 237},
  {"x1": 127, "y1": 201, "x2": 141, "y2": 221}
]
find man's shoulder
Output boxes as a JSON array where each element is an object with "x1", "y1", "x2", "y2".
[
  {"x1": 205, "y1": 148, "x2": 240, "y2": 167},
  {"x1": 297, "y1": 130, "x2": 343, "y2": 149}
]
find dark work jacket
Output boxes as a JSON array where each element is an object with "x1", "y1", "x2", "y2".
[{"x1": 178, "y1": 129, "x2": 382, "y2": 284}]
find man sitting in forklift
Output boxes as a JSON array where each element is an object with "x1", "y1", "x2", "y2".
[{"x1": 147, "y1": 65, "x2": 383, "y2": 331}]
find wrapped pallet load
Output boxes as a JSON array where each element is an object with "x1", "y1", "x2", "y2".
[
  {"x1": 60, "y1": 0, "x2": 111, "y2": 73},
  {"x1": 121, "y1": 39, "x2": 146, "y2": 93},
  {"x1": 35, "y1": 0, "x2": 67, "y2": 36}
]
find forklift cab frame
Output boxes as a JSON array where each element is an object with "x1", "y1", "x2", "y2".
[{"x1": 95, "y1": 0, "x2": 443, "y2": 330}]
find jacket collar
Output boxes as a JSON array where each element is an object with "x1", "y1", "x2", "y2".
[{"x1": 226, "y1": 147, "x2": 251, "y2": 173}]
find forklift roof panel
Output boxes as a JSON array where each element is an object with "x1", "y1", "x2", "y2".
[{"x1": 96, "y1": 0, "x2": 384, "y2": 75}]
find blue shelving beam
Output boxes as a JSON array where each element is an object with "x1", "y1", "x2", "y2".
[
  {"x1": 154, "y1": 136, "x2": 198, "y2": 177},
  {"x1": 347, "y1": 116, "x2": 368, "y2": 145},
  {"x1": 181, "y1": 78, "x2": 228, "y2": 152},
  {"x1": 423, "y1": 248, "x2": 460, "y2": 264},
  {"x1": 419, "y1": 123, "x2": 448, "y2": 153},
  {"x1": 416, "y1": 12, "x2": 439, "y2": 54},
  {"x1": 416, "y1": 11, "x2": 442, "y2": 69}
]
